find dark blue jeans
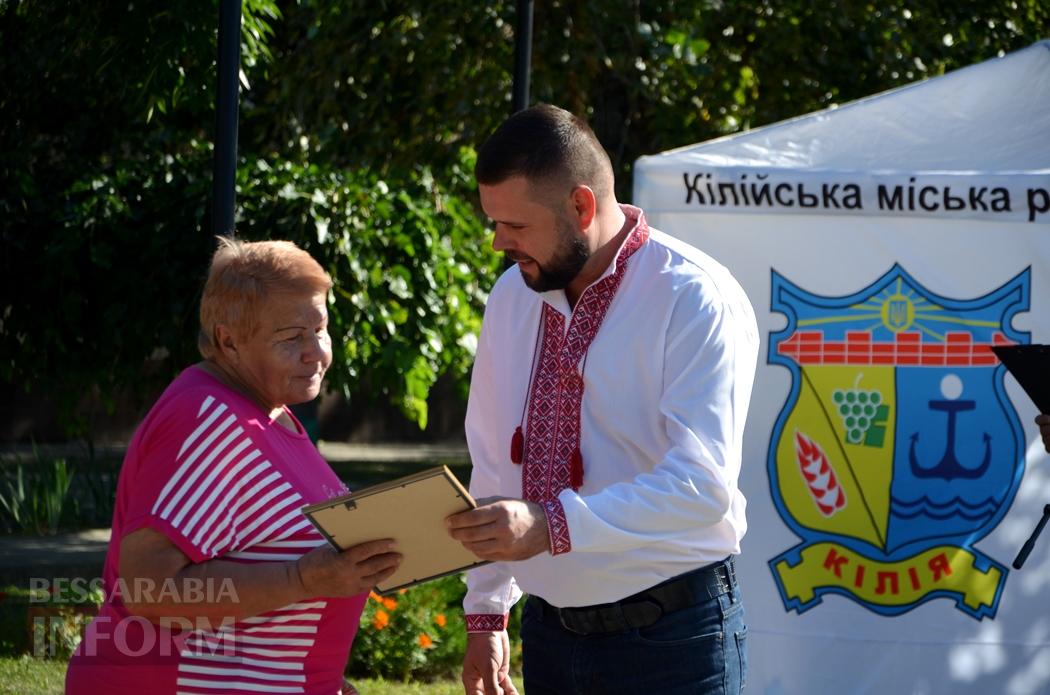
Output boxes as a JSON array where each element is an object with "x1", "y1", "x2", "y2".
[{"x1": 521, "y1": 581, "x2": 747, "y2": 694}]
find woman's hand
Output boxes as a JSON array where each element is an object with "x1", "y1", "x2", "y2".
[
  {"x1": 295, "y1": 539, "x2": 402, "y2": 597},
  {"x1": 119, "y1": 529, "x2": 402, "y2": 625}
]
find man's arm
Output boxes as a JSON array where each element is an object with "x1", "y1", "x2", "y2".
[{"x1": 456, "y1": 285, "x2": 526, "y2": 694}]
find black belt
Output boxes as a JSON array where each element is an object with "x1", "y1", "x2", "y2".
[{"x1": 529, "y1": 556, "x2": 737, "y2": 636}]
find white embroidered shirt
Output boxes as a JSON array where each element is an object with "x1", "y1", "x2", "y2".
[{"x1": 463, "y1": 205, "x2": 759, "y2": 629}]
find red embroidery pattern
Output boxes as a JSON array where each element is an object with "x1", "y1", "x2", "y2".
[
  {"x1": 520, "y1": 209, "x2": 651, "y2": 557},
  {"x1": 466, "y1": 613, "x2": 509, "y2": 632},
  {"x1": 545, "y1": 499, "x2": 572, "y2": 555},
  {"x1": 521, "y1": 306, "x2": 567, "y2": 504}
]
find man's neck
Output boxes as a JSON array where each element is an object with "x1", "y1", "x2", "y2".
[{"x1": 565, "y1": 204, "x2": 629, "y2": 309}]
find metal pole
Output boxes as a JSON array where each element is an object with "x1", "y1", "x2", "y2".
[
  {"x1": 512, "y1": 0, "x2": 534, "y2": 113},
  {"x1": 213, "y1": 0, "x2": 242, "y2": 238},
  {"x1": 1014, "y1": 504, "x2": 1050, "y2": 569}
]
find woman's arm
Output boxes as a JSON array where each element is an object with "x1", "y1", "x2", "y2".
[{"x1": 118, "y1": 526, "x2": 400, "y2": 627}]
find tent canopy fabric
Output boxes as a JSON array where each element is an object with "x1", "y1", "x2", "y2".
[
  {"x1": 634, "y1": 41, "x2": 1050, "y2": 224},
  {"x1": 638, "y1": 40, "x2": 1050, "y2": 174}
]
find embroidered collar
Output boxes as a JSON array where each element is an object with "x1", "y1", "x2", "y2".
[
  {"x1": 514, "y1": 204, "x2": 649, "y2": 505},
  {"x1": 538, "y1": 204, "x2": 650, "y2": 316}
]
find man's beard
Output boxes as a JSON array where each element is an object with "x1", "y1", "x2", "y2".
[{"x1": 514, "y1": 216, "x2": 590, "y2": 293}]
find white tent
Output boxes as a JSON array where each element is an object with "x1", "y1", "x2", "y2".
[{"x1": 634, "y1": 41, "x2": 1050, "y2": 695}]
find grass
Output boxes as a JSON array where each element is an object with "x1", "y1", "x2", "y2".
[
  {"x1": 352, "y1": 680, "x2": 464, "y2": 694},
  {"x1": 0, "y1": 657, "x2": 66, "y2": 695},
  {"x1": 0, "y1": 657, "x2": 466, "y2": 695}
]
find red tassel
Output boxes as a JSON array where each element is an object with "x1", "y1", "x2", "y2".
[
  {"x1": 570, "y1": 447, "x2": 584, "y2": 490},
  {"x1": 510, "y1": 426, "x2": 524, "y2": 464}
]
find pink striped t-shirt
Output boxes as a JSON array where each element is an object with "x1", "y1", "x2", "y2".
[{"x1": 66, "y1": 365, "x2": 366, "y2": 694}]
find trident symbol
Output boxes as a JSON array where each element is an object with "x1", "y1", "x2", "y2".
[{"x1": 909, "y1": 375, "x2": 992, "y2": 480}]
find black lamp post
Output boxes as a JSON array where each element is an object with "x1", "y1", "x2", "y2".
[
  {"x1": 212, "y1": 0, "x2": 241, "y2": 238},
  {"x1": 512, "y1": 0, "x2": 534, "y2": 114}
]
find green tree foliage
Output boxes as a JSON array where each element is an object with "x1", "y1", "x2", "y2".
[
  {"x1": 241, "y1": 2, "x2": 514, "y2": 174},
  {"x1": 0, "y1": 1, "x2": 499, "y2": 434},
  {"x1": 519, "y1": 0, "x2": 1050, "y2": 199},
  {"x1": 235, "y1": 149, "x2": 497, "y2": 427},
  {"x1": 0, "y1": 1, "x2": 284, "y2": 434},
  {"x1": 243, "y1": 1, "x2": 1048, "y2": 199},
  {"x1": 1, "y1": 0, "x2": 1046, "y2": 437}
]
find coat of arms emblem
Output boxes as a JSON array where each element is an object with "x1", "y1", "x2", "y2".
[{"x1": 767, "y1": 264, "x2": 1029, "y2": 619}]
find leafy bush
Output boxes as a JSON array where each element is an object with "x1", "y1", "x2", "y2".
[
  {"x1": 349, "y1": 576, "x2": 468, "y2": 681},
  {"x1": 0, "y1": 460, "x2": 74, "y2": 535},
  {"x1": 0, "y1": 451, "x2": 118, "y2": 535},
  {"x1": 0, "y1": 583, "x2": 103, "y2": 659},
  {"x1": 63, "y1": 459, "x2": 121, "y2": 531},
  {"x1": 348, "y1": 574, "x2": 523, "y2": 682}
]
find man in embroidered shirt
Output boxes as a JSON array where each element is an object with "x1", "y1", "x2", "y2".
[{"x1": 446, "y1": 104, "x2": 759, "y2": 695}]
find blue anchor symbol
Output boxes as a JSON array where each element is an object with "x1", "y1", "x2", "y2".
[{"x1": 910, "y1": 374, "x2": 992, "y2": 481}]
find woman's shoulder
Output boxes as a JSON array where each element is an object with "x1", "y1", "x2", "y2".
[{"x1": 135, "y1": 365, "x2": 248, "y2": 444}]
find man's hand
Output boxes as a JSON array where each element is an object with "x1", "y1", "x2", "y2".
[
  {"x1": 1036, "y1": 414, "x2": 1050, "y2": 453},
  {"x1": 462, "y1": 631, "x2": 519, "y2": 695},
  {"x1": 446, "y1": 497, "x2": 550, "y2": 561}
]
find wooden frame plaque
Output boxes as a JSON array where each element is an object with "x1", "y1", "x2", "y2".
[{"x1": 301, "y1": 466, "x2": 488, "y2": 594}]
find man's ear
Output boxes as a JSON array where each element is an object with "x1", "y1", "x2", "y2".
[
  {"x1": 214, "y1": 324, "x2": 240, "y2": 363},
  {"x1": 570, "y1": 185, "x2": 598, "y2": 230}
]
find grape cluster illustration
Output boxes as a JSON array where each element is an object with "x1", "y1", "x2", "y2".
[{"x1": 832, "y1": 386, "x2": 883, "y2": 445}]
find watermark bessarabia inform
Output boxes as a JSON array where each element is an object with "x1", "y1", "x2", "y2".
[{"x1": 26, "y1": 576, "x2": 243, "y2": 659}]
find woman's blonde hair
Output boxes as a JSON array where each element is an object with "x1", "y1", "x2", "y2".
[{"x1": 198, "y1": 237, "x2": 333, "y2": 359}]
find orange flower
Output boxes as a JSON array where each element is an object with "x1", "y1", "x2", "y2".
[
  {"x1": 434, "y1": 613, "x2": 447, "y2": 628},
  {"x1": 369, "y1": 591, "x2": 382, "y2": 602},
  {"x1": 372, "y1": 609, "x2": 390, "y2": 630},
  {"x1": 381, "y1": 596, "x2": 398, "y2": 611},
  {"x1": 398, "y1": 588, "x2": 408, "y2": 595},
  {"x1": 418, "y1": 633, "x2": 434, "y2": 649}
]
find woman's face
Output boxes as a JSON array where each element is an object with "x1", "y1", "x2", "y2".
[{"x1": 228, "y1": 290, "x2": 332, "y2": 411}]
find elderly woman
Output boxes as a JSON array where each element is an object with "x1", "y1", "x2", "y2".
[{"x1": 66, "y1": 238, "x2": 400, "y2": 694}]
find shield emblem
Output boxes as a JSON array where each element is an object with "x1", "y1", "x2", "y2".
[{"x1": 767, "y1": 264, "x2": 1029, "y2": 619}]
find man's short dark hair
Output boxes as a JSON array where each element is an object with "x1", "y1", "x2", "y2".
[{"x1": 475, "y1": 103, "x2": 614, "y2": 203}]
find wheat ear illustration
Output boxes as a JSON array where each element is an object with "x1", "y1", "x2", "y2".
[{"x1": 795, "y1": 430, "x2": 847, "y2": 517}]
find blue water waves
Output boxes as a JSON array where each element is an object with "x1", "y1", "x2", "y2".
[{"x1": 890, "y1": 495, "x2": 999, "y2": 522}]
